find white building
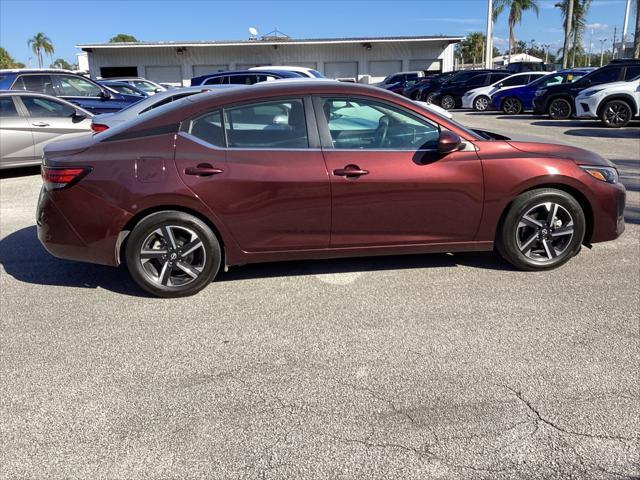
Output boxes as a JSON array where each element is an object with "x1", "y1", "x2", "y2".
[
  {"x1": 492, "y1": 53, "x2": 543, "y2": 67},
  {"x1": 77, "y1": 35, "x2": 462, "y2": 86}
]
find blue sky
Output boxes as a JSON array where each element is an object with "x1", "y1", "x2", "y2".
[{"x1": 0, "y1": 0, "x2": 634, "y2": 66}]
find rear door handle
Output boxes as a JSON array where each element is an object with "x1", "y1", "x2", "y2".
[
  {"x1": 32, "y1": 122, "x2": 50, "y2": 127},
  {"x1": 333, "y1": 165, "x2": 369, "y2": 177},
  {"x1": 185, "y1": 163, "x2": 223, "y2": 176}
]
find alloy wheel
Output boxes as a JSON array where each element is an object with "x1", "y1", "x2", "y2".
[
  {"x1": 441, "y1": 95, "x2": 455, "y2": 110},
  {"x1": 474, "y1": 96, "x2": 489, "y2": 111},
  {"x1": 549, "y1": 99, "x2": 571, "y2": 119},
  {"x1": 139, "y1": 225, "x2": 206, "y2": 287},
  {"x1": 603, "y1": 102, "x2": 631, "y2": 127},
  {"x1": 425, "y1": 93, "x2": 436, "y2": 104},
  {"x1": 503, "y1": 98, "x2": 522, "y2": 114},
  {"x1": 515, "y1": 202, "x2": 574, "y2": 263}
]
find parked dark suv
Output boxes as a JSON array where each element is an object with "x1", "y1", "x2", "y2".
[
  {"x1": 421, "y1": 69, "x2": 506, "y2": 103},
  {"x1": 0, "y1": 69, "x2": 142, "y2": 114},
  {"x1": 190, "y1": 69, "x2": 302, "y2": 86},
  {"x1": 429, "y1": 70, "x2": 511, "y2": 109},
  {"x1": 532, "y1": 59, "x2": 640, "y2": 119}
]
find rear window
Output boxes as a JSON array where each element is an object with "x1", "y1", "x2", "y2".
[{"x1": 139, "y1": 92, "x2": 199, "y2": 114}]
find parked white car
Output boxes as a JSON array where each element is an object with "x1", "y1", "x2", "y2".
[
  {"x1": 575, "y1": 77, "x2": 640, "y2": 128},
  {"x1": 105, "y1": 77, "x2": 167, "y2": 95},
  {"x1": 462, "y1": 71, "x2": 549, "y2": 111},
  {"x1": 90, "y1": 85, "x2": 241, "y2": 132},
  {"x1": 249, "y1": 66, "x2": 325, "y2": 78}
]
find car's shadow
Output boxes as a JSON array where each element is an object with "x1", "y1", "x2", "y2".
[
  {"x1": 563, "y1": 128, "x2": 640, "y2": 139},
  {"x1": 1, "y1": 226, "x2": 520, "y2": 297},
  {"x1": 0, "y1": 166, "x2": 41, "y2": 179}
]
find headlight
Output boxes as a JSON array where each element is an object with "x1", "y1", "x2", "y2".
[
  {"x1": 580, "y1": 166, "x2": 619, "y2": 184},
  {"x1": 535, "y1": 89, "x2": 547, "y2": 97},
  {"x1": 583, "y1": 89, "x2": 602, "y2": 97}
]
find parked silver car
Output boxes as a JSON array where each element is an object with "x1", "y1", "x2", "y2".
[
  {"x1": 0, "y1": 91, "x2": 93, "y2": 169},
  {"x1": 91, "y1": 85, "x2": 241, "y2": 131},
  {"x1": 104, "y1": 77, "x2": 167, "y2": 95}
]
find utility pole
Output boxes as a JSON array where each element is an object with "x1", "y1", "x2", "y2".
[
  {"x1": 485, "y1": 0, "x2": 494, "y2": 68},
  {"x1": 588, "y1": 29, "x2": 594, "y2": 66},
  {"x1": 543, "y1": 44, "x2": 550, "y2": 64},
  {"x1": 621, "y1": 0, "x2": 632, "y2": 58},
  {"x1": 613, "y1": 26, "x2": 617, "y2": 59},
  {"x1": 600, "y1": 38, "x2": 608, "y2": 66},
  {"x1": 634, "y1": 0, "x2": 640, "y2": 58},
  {"x1": 562, "y1": 0, "x2": 574, "y2": 68}
]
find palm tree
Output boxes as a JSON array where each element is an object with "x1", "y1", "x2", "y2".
[
  {"x1": 556, "y1": 0, "x2": 591, "y2": 67},
  {"x1": 27, "y1": 32, "x2": 54, "y2": 68},
  {"x1": 458, "y1": 32, "x2": 487, "y2": 67},
  {"x1": 493, "y1": 0, "x2": 540, "y2": 65}
]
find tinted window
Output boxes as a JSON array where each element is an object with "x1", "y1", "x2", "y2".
[
  {"x1": 587, "y1": 67, "x2": 622, "y2": 85},
  {"x1": 624, "y1": 66, "x2": 640, "y2": 80},
  {"x1": 21, "y1": 96, "x2": 75, "y2": 117},
  {"x1": 188, "y1": 110, "x2": 225, "y2": 147},
  {"x1": 55, "y1": 75, "x2": 102, "y2": 97},
  {"x1": 387, "y1": 75, "x2": 401, "y2": 84},
  {"x1": 499, "y1": 75, "x2": 528, "y2": 87},
  {"x1": 204, "y1": 76, "x2": 225, "y2": 85},
  {"x1": 322, "y1": 98, "x2": 440, "y2": 150},
  {"x1": 0, "y1": 97, "x2": 18, "y2": 117},
  {"x1": 542, "y1": 74, "x2": 565, "y2": 87},
  {"x1": 467, "y1": 74, "x2": 489, "y2": 87},
  {"x1": 490, "y1": 73, "x2": 511, "y2": 84},
  {"x1": 224, "y1": 99, "x2": 308, "y2": 148},
  {"x1": 13, "y1": 75, "x2": 55, "y2": 95}
]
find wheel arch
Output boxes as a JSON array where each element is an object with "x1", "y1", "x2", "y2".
[
  {"x1": 495, "y1": 183, "x2": 594, "y2": 245},
  {"x1": 596, "y1": 94, "x2": 638, "y2": 117},
  {"x1": 116, "y1": 205, "x2": 227, "y2": 267}
]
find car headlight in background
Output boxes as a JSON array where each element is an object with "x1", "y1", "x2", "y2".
[
  {"x1": 580, "y1": 166, "x2": 619, "y2": 184},
  {"x1": 535, "y1": 89, "x2": 547, "y2": 97},
  {"x1": 582, "y1": 89, "x2": 602, "y2": 97}
]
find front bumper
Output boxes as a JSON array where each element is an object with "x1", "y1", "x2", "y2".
[
  {"x1": 589, "y1": 180, "x2": 626, "y2": 243},
  {"x1": 461, "y1": 95, "x2": 474, "y2": 109},
  {"x1": 574, "y1": 97, "x2": 598, "y2": 118}
]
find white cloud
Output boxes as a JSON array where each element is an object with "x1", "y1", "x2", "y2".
[{"x1": 428, "y1": 18, "x2": 482, "y2": 24}]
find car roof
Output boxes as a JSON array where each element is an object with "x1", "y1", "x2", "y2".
[
  {"x1": 194, "y1": 69, "x2": 301, "y2": 77},
  {"x1": 0, "y1": 68, "x2": 77, "y2": 74},
  {"x1": 0, "y1": 90, "x2": 94, "y2": 115}
]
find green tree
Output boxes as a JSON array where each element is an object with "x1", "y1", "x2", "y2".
[
  {"x1": 493, "y1": 0, "x2": 540, "y2": 65},
  {"x1": 109, "y1": 33, "x2": 138, "y2": 43},
  {"x1": 0, "y1": 47, "x2": 25, "y2": 68},
  {"x1": 50, "y1": 58, "x2": 73, "y2": 70},
  {"x1": 456, "y1": 32, "x2": 487, "y2": 67},
  {"x1": 27, "y1": 32, "x2": 54, "y2": 68},
  {"x1": 556, "y1": 0, "x2": 591, "y2": 67}
]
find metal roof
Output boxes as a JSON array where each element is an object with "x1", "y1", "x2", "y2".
[{"x1": 77, "y1": 35, "x2": 463, "y2": 49}]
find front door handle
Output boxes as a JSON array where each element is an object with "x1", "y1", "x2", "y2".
[
  {"x1": 32, "y1": 122, "x2": 50, "y2": 127},
  {"x1": 185, "y1": 163, "x2": 223, "y2": 177},
  {"x1": 333, "y1": 164, "x2": 369, "y2": 177}
]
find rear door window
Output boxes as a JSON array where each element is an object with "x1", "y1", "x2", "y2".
[
  {"x1": 587, "y1": 67, "x2": 622, "y2": 85},
  {"x1": 0, "y1": 97, "x2": 19, "y2": 117},
  {"x1": 624, "y1": 66, "x2": 640, "y2": 80},
  {"x1": 499, "y1": 74, "x2": 528, "y2": 87},
  {"x1": 466, "y1": 74, "x2": 489, "y2": 88},
  {"x1": 203, "y1": 76, "x2": 225, "y2": 85},
  {"x1": 21, "y1": 96, "x2": 76, "y2": 117},
  {"x1": 13, "y1": 75, "x2": 55, "y2": 95},
  {"x1": 188, "y1": 110, "x2": 225, "y2": 147},
  {"x1": 224, "y1": 99, "x2": 308, "y2": 148}
]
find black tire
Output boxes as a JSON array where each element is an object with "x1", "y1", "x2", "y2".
[
  {"x1": 496, "y1": 189, "x2": 586, "y2": 271},
  {"x1": 410, "y1": 91, "x2": 420, "y2": 100},
  {"x1": 599, "y1": 99, "x2": 633, "y2": 128},
  {"x1": 548, "y1": 98, "x2": 572, "y2": 120},
  {"x1": 473, "y1": 95, "x2": 490, "y2": 111},
  {"x1": 441, "y1": 94, "x2": 456, "y2": 110},
  {"x1": 425, "y1": 92, "x2": 436, "y2": 104},
  {"x1": 125, "y1": 211, "x2": 222, "y2": 298},
  {"x1": 502, "y1": 97, "x2": 523, "y2": 115}
]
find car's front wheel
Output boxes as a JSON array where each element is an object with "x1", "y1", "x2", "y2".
[
  {"x1": 125, "y1": 211, "x2": 222, "y2": 298},
  {"x1": 473, "y1": 95, "x2": 490, "y2": 111},
  {"x1": 496, "y1": 189, "x2": 585, "y2": 271},
  {"x1": 548, "y1": 98, "x2": 572, "y2": 120},
  {"x1": 600, "y1": 99, "x2": 633, "y2": 128},
  {"x1": 441, "y1": 95, "x2": 456, "y2": 110}
]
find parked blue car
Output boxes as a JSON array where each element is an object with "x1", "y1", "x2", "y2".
[
  {"x1": 190, "y1": 69, "x2": 303, "y2": 86},
  {"x1": 0, "y1": 69, "x2": 142, "y2": 113},
  {"x1": 491, "y1": 69, "x2": 593, "y2": 114}
]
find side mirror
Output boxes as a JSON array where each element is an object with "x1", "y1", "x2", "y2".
[
  {"x1": 437, "y1": 131, "x2": 463, "y2": 154},
  {"x1": 497, "y1": 82, "x2": 504, "y2": 89},
  {"x1": 154, "y1": 87, "x2": 163, "y2": 93},
  {"x1": 72, "y1": 110, "x2": 87, "y2": 120},
  {"x1": 99, "y1": 89, "x2": 111, "y2": 100}
]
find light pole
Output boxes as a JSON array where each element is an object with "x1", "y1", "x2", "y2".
[
  {"x1": 485, "y1": 0, "x2": 494, "y2": 68},
  {"x1": 620, "y1": 0, "x2": 631, "y2": 58},
  {"x1": 542, "y1": 44, "x2": 550, "y2": 64},
  {"x1": 588, "y1": 29, "x2": 594, "y2": 66},
  {"x1": 600, "y1": 38, "x2": 608, "y2": 66}
]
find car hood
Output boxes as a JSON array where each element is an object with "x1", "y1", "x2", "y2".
[{"x1": 507, "y1": 141, "x2": 614, "y2": 167}]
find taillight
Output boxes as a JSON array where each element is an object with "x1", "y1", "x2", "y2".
[
  {"x1": 41, "y1": 166, "x2": 91, "y2": 190},
  {"x1": 91, "y1": 123, "x2": 109, "y2": 133}
]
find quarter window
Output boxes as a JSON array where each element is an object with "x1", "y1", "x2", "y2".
[
  {"x1": 321, "y1": 98, "x2": 440, "y2": 150},
  {"x1": 0, "y1": 97, "x2": 19, "y2": 117},
  {"x1": 188, "y1": 110, "x2": 225, "y2": 147},
  {"x1": 624, "y1": 66, "x2": 640, "y2": 80},
  {"x1": 54, "y1": 75, "x2": 102, "y2": 97},
  {"x1": 224, "y1": 99, "x2": 308, "y2": 148},
  {"x1": 21, "y1": 96, "x2": 76, "y2": 117},
  {"x1": 13, "y1": 75, "x2": 55, "y2": 95}
]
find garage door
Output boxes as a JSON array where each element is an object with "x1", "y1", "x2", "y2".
[
  {"x1": 144, "y1": 66, "x2": 183, "y2": 86},
  {"x1": 193, "y1": 65, "x2": 229, "y2": 77},
  {"x1": 409, "y1": 59, "x2": 442, "y2": 73},
  {"x1": 324, "y1": 62, "x2": 358, "y2": 80},
  {"x1": 368, "y1": 60, "x2": 402, "y2": 78}
]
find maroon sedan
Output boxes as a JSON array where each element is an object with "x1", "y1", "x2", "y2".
[{"x1": 37, "y1": 81, "x2": 625, "y2": 297}]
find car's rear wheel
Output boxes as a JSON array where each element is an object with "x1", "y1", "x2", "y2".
[
  {"x1": 502, "y1": 97, "x2": 523, "y2": 115},
  {"x1": 473, "y1": 95, "x2": 490, "y2": 111},
  {"x1": 441, "y1": 95, "x2": 456, "y2": 110},
  {"x1": 125, "y1": 211, "x2": 221, "y2": 298},
  {"x1": 548, "y1": 98, "x2": 572, "y2": 120},
  {"x1": 496, "y1": 189, "x2": 585, "y2": 271},
  {"x1": 600, "y1": 99, "x2": 633, "y2": 128},
  {"x1": 425, "y1": 92, "x2": 436, "y2": 104}
]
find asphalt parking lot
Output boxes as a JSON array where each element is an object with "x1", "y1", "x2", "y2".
[{"x1": 1, "y1": 112, "x2": 639, "y2": 479}]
